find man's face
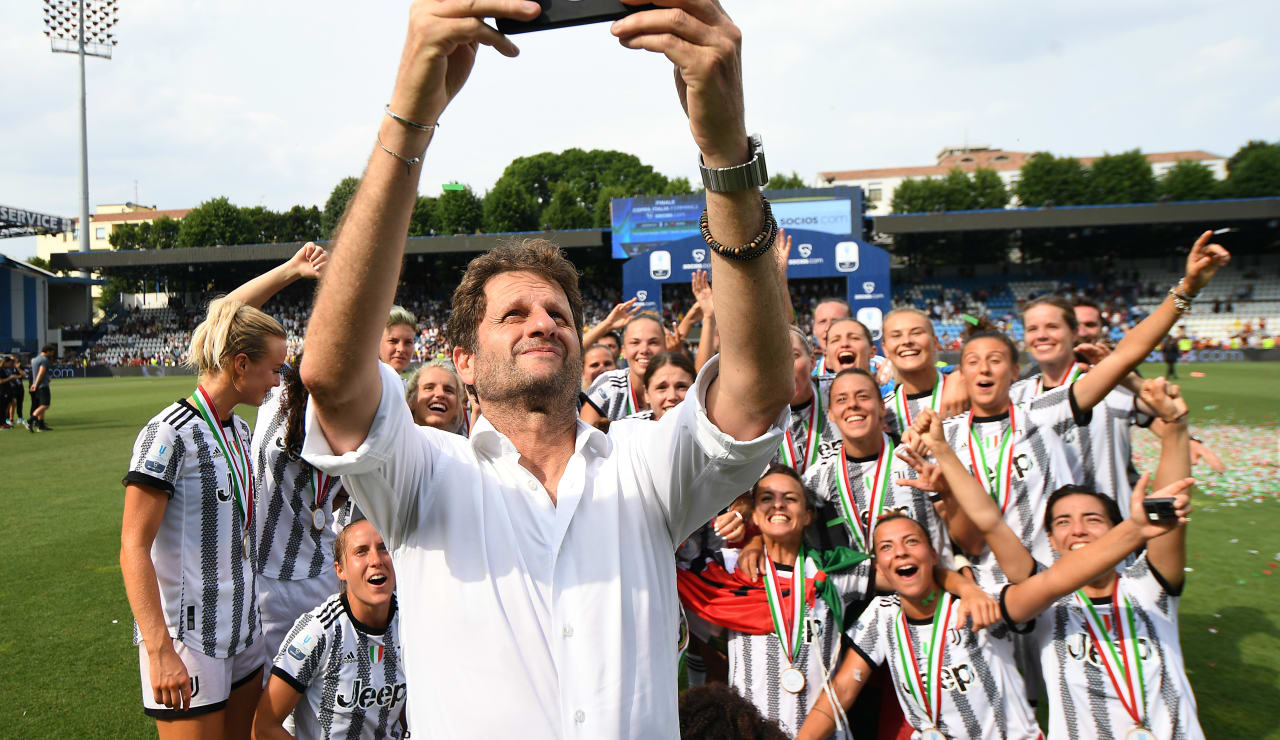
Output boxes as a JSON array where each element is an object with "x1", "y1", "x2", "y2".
[
  {"x1": 455, "y1": 271, "x2": 582, "y2": 409},
  {"x1": 882, "y1": 312, "x2": 936, "y2": 375},
  {"x1": 1023, "y1": 304, "x2": 1076, "y2": 366},
  {"x1": 825, "y1": 319, "x2": 873, "y2": 372},
  {"x1": 622, "y1": 318, "x2": 664, "y2": 379},
  {"x1": 599, "y1": 335, "x2": 620, "y2": 359},
  {"x1": 812, "y1": 301, "x2": 850, "y2": 354},
  {"x1": 872, "y1": 517, "x2": 938, "y2": 601},
  {"x1": 380, "y1": 324, "x2": 415, "y2": 373},
  {"x1": 828, "y1": 371, "x2": 883, "y2": 444},
  {"x1": 1074, "y1": 305, "x2": 1104, "y2": 345},
  {"x1": 1047, "y1": 493, "x2": 1115, "y2": 557},
  {"x1": 960, "y1": 337, "x2": 1017, "y2": 412},
  {"x1": 582, "y1": 346, "x2": 616, "y2": 386}
]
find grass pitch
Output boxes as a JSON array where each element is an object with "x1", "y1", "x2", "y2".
[{"x1": 1, "y1": 363, "x2": 1276, "y2": 738}]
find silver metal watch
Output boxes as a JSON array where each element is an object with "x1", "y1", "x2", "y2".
[{"x1": 698, "y1": 134, "x2": 769, "y2": 192}]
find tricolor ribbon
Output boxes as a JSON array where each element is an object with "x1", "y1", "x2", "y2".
[
  {"x1": 762, "y1": 548, "x2": 807, "y2": 669},
  {"x1": 310, "y1": 467, "x2": 335, "y2": 512},
  {"x1": 780, "y1": 383, "x2": 823, "y2": 473},
  {"x1": 893, "y1": 370, "x2": 945, "y2": 429},
  {"x1": 190, "y1": 386, "x2": 253, "y2": 532},
  {"x1": 1075, "y1": 587, "x2": 1148, "y2": 729},
  {"x1": 1035, "y1": 362, "x2": 1085, "y2": 395},
  {"x1": 967, "y1": 408, "x2": 1015, "y2": 513},
  {"x1": 624, "y1": 373, "x2": 641, "y2": 417},
  {"x1": 834, "y1": 436, "x2": 895, "y2": 553},
  {"x1": 894, "y1": 591, "x2": 955, "y2": 731}
]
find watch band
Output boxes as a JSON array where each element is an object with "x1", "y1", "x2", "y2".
[{"x1": 699, "y1": 134, "x2": 769, "y2": 192}]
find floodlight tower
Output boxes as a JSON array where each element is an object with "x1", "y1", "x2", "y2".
[{"x1": 43, "y1": 0, "x2": 118, "y2": 255}]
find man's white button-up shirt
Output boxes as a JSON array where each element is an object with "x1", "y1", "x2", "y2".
[{"x1": 303, "y1": 356, "x2": 786, "y2": 739}]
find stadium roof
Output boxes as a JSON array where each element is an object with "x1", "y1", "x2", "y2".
[
  {"x1": 48, "y1": 229, "x2": 609, "y2": 272},
  {"x1": 870, "y1": 197, "x2": 1280, "y2": 234},
  {"x1": 820, "y1": 148, "x2": 1224, "y2": 182}
]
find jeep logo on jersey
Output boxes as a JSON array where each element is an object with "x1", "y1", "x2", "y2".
[
  {"x1": 337, "y1": 679, "x2": 408, "y2": 710},
  {"x1": 798, "y1": 243, "x2": 812, "y2": 258},
  {"x1": 692, "y1": 248, "x2": 706, "y2": 264},
  {"x1": 217, "y1": 487, "x2": 232, "y2": 503},
  {"x1": 1013, "y1": 453, "x2": 1033, "y2": 480},
  {"x1": 190, "y1": 676, "x2": 199, "y2": 697}
]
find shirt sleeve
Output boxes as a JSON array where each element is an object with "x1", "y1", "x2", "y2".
[
  {"x1": 1025, "y1": 384, "x2": 1091, "y2": 429},
  {"x1": 271, "y1": 612, "x2": 329, "y2": 694},
  {"x1": 846, "y1": 596, "x2": 891, "y2": 667},
  {"x1": 123, "y1": 417, "x2": 185, "y2": 496},
  {"x1": 584, "y1": 372, "x2": 617, "y2": 417},
  {"x1": 622, "y1": 355, "x2": 788, "y2": 548},
  {"x1": 301, "y1": 361, "x2": 438, "y2": 549}
]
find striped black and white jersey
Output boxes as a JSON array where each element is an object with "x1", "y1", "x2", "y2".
[
  {"x1": 123, "y1": 399, "x2": 260, "y2": 659},
  {"x1": 882, "y1": 372, "x2": 952, "y2": 438},
  {"x1": 1028, "y1": 555, "x2": 1204, "y2": 740},
  {"x1": 725, "y1": 554, "x2": 860, "y2": 739},
  {"x1": 848, "y1": 592, "x2": 1043, "y2": 739},
  {"x1": 771, "y1": 392, "x2": 841, "y2": 472},
  {"x1": 253, "y1": 387, "x2": 358, "y2": 581},
  {"x1": 623, "y1": 409, "x2": 655, "y2": 421},
  {"x1": 942, "y1": 394, "x2": 1074, "y2": 576},
  {"x1": 1010, "y1": 376, "x2": 1139, "y2": 504},
  {"x1": 273, "y1": 593, "x2": 407, "y2": 740},
  {"x1": 585, "y1": 368, "x2": 643, "y2": 420},
  {"x1": 803, "y1": 444, "x2": 951, "y2": 596}
]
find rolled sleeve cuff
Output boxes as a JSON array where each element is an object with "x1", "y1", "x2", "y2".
[
  {"x1": 301, "y1": 362, "x2": 407, "y2": 477},
  {"x1": 685, "y1": 354, "x2": 789, "y2": 463}
]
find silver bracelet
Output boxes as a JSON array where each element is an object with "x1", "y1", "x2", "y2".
[
  {"x1": 1168, "y1": 284, "x2": 1192, "y2": 314},
  {"x1": 377, "y1": 133, "x2": 423, "y2": 174},
  {"x1": 384, "y1": 104, "x2": 439, "y2": 133}
]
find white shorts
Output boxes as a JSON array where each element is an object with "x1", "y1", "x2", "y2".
[
  {"x1": 139, "y1": 636, "x2": 266, "y2": 718},
  {"x1": 256, "y1": 571, "x2": 341, "y2": 684}
]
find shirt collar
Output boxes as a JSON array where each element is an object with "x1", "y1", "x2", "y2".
[{"x1": 468, "y1": 415, "x2": 612, "y2": 460}]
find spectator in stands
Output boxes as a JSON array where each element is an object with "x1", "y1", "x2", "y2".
[{"x1": 26, "y1": 344, "x2": 55, "y2": 432}]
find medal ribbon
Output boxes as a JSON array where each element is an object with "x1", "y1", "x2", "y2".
[
  {"x1": 894, "y1": 591, "x2": 954, "y2": 727},
  {"x1": 1075, "y1": 588, "x2": 1147, "y2": 727},
  {"x1": 310, "y1": 467, "x2": 332, "y2": 512},
  {"x1": 190, "y1": 386, "x2": 253, "y2": 531},
  {"x1": 1035, "y1": 362, "x2": 1084, "y2": 395},
  {"x1": 893, "y1": 370, "x2": 945, "y2": 429},
  {"x1": 966, "y1": 408, "x2": 1015, "y2": 513},
  {"x1": 625, "y1": 373, "x2": 640, "y2": 417},
  {"x1": 834, "y1": 435, "x2": 895, "y2": 553},
  {"x1": 762, "y1": 548, "x2": 807, "y2": 667},
  {"x1": 780, "y1": 383, "x2": 823, "y2": 473}
]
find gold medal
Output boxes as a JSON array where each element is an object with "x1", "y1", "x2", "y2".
[{"x1": 779, "y1": 666, "x2": 806, "y2": 694}]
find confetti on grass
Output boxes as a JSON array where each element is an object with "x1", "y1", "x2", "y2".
[{"x1": 1131, "y1": 423, "x2": 1279, "y2": 505}]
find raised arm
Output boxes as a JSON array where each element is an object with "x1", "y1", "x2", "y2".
[
  {"x1": 1003, "y1": 474, "x2": 1193, "y2": 624},
  {"x1": 225, "y1": 242, "x2": 326, "y2": 310},
  {"x1": 1072, "y1": 231, "x2": 1229, "y2": 409},
  {"x1": 300, "y1": 0, "x2": 540, "y2": 454},
  {"x1": 581, "y1": 298, "x2": 640, "y2": 349},
  {"x1": 1141, "y1": 377, "x2": 1193, "y2": 591},
  {"x1": 614, "y1": 1, "x2": 791, "y2": 441},
  {"x1": 690, "y1": 268, "x2": 717, "y2": 372}
]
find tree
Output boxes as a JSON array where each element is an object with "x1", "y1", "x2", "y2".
[
  {"x1": 176, "y1": 196, "x2": 253, "y2": 248},
  {"x1": 149, "y1": 216, "x2": 181, "y2": 249},
  {"x1": 1227, "y1": 140, "x2": 1274, "y2": 175},
  {"x1": 490, "y1": 149, "x2": 680, "y2": 228},
  {"x1": 1159, "y1": 160, "x2": 1218, "y2": 202},
  {"x1": 108, "y1": 222, "x2": 144, "y2": 250},
  {"x1": 434, "y1": 186, "x2": 484, "y2": 234},
  {"x1": 971, "y1": 168, "x2": 1010, "y2": 209},
  {"x1": 109, "y1": 216, "x2": 181, "y2": 249},
  {"x1": 322, "y1": 176, "x2": 361, "y2": 238},
  {"x1": 941, "y1": 168, "x2": 978, "y2": 211},
  {"x1": 768, "y1": 171, "x2": 807, "y2": 190},
  {"x1": 541, "y1": 182, "x2": 593, "y2": 229},
  {"x1": 891, "y1": 177, "x2": 950, "y2": 213},
  {"x1": 1223, "y1": 141, "x2": 1280, "y2": 198},
  {"x1": 1015, "y1": 152, "x2": 1089, "y2": 207},
  {"x1": 277, "y1": 205, "x2": 322, "y2": 242},
  {"x1": 482, "y1": 180, "x2": 539, "y2": 232},
  {"x1": 26, "y1": 256, "x2": 51, "y2": 271},
  {"x1": 243, "y1": 206, "x2": 283, "y2": 244},
  {"x1": 1086, "y1": 149, "x2": 1157, "y2": 205},
  {"x1": 410, "y1": 196, "x2": 436, "y2": 236}
]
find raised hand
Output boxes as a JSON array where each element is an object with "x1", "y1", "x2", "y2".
[
  {"x1": 1181, "y1": 230, "x2": 1231, "y2": 296},
  {"x1": 691, "y1": 269, "x2": 714, "y2": 316},
  {"x1": 713, "y1": 508, "x2": 746, "y2": 545},
  {"x1": 1127, "y1": 472, "x2": 1194, "y2": 540},
  {"x1": 955, "y1": 586, "x2": 1001, "y2": 631},
  {"x1": 773, "y1": 227, "x2": 793, "y2": 280},
  {"x1": 906, "y1": 408, "x2": 947, "y2": 457},
  {"x1": 612, "y1": 0, "x2": 748, "y2": 166},
  {"x1": 896, "y1": 445, "x2": 950, "y2": 496},
  {"x1": 390, "y1": 0, "x2": 540, "y2": 126},
  {"x1": 290, "y1": 242, "x2": 328, "y2": 280},
  {"x1": 1139, "y1": 376, "x2": 1188, "y2": 424}
]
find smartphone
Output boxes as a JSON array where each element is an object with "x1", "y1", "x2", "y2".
[
  {"x1": 1142, "y1": 497, "x2": 1179, "y2": 523},
  {"x1": 496, "y1": 0, "x2": 657, "y2": 35}
]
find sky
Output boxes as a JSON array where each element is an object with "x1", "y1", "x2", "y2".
[{"x1": 2, "y1": 0, "x2": 1278, "y2": 261}]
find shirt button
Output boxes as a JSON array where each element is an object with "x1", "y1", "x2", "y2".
[
  {"x1": 574, "y1": 710, "x2": 585, "y2": 724},
  {"x1": 526, "y1": 479, "x2": 538, "y2": 491},
  {"x1": 562, "y1": 625, "x2": 574, "y2": 638}
]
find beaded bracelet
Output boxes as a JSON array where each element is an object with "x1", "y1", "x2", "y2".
[{"x1": 698, "y1": 194, "x2": 778, "y2": 261}]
